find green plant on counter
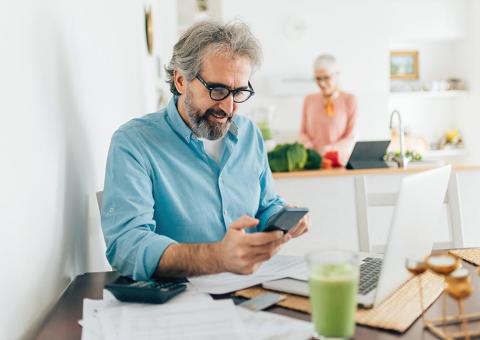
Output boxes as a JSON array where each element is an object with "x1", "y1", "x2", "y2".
[
  {"x1": 268, "y1": 143, "x2": 322, "y2": 172},
  {"x1": 384, "y1": 150, "x2": 423, "y2": 162}
]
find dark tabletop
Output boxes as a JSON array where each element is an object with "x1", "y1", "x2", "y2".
[{"x1": 34, "y1": 262, "x2": 480, "y2": 340}]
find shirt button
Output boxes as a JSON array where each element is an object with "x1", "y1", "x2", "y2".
[{"x1": 224, "y1": 209, "x2": 228, "y2": 215}]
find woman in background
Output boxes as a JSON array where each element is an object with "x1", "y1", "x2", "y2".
[{"x1": 300, "y1": 54, "x2": 357, "y2": 166}]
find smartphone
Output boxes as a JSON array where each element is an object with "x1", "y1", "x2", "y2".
[{"x1": 264, "y1": 207, "x2": 309, "y2": 233}]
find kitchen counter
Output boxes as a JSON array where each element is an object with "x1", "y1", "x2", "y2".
[{"x1": 272, "y1": 164, "x2": 480, "y2": 179}]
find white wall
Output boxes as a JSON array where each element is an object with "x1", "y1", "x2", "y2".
[
  {"x1": 221, "y1": 0, "x2": 391, "y2": 141},
  {"x1": 0, "y1": 1, "x2": 175, "y2": 338},
  {"x1": 459, "y1": 0, "x2": 480, "y2": 163},
  {"x1": 388, "y1": 0, "x2": 468, "y2": 41},
  {"x1": 219, "y1": 0, "x2": 475, "y2": 152}
]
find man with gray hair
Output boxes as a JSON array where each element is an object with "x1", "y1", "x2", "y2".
[{"x1": 101, "y1": 21, "x2": 309, "y2": 281}]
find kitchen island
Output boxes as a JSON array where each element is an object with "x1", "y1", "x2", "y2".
[{"x1": 273, "y1": 164, "x2": 480, "y2": 256}]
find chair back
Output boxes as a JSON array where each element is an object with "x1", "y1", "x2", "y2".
[{"x1": 96, "y1": 191, "x2": 103, "y2": 211}]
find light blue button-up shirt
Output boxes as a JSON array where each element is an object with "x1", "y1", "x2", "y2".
[{"x1": 101, "y1": 97, "x2": 284, "y2": 280}]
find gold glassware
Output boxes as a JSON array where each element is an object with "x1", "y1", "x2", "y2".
[
  {"x1": 426, "y1": 253, "x2": 461, "y2": 332},
  {"x1": 445, "y1": 267, "x2": 472, "y2": 300},
  {"x1": 423, "y1": 254, "x2": 480, "y2": 339},
  {"x1": 406, "y1": 258, "x2": 428, "y2": 325},
  {"x1": 426, "y1": 254, "x2": 460, "y2": 276},
  {"x1": 445, "y1": 267, "x2": 472, "y2": 340}
]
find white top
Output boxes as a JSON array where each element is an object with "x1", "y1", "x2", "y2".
[{"x1": 200, "y1": 137, "x2": 225, "y2": 164}]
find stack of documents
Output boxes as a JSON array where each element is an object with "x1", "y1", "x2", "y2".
[
  {"x1": 80, "y1": 285, "x2": 312, "y2": 340},
  {"x1": 80, "y1": 285, "x2": 231, "y2": 340},
  {"x1": 79, "y1": 256, "x2": 313, "y2": 339}
]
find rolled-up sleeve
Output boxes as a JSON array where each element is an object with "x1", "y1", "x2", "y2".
[{"x1": 101, "y1": 130, "x2": 175, "y2": 280}]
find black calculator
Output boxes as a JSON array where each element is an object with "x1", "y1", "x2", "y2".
[{"x1": 105, "y1": 276, "x2": 187, "y2": 304}]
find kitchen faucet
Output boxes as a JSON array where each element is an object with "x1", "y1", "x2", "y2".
[{"x1": 389, "y1": 110, "x2": 409, "y2": 168}]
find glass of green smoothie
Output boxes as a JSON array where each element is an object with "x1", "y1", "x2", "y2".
[{"x1": 306, "y1": 249, "x2": 359, "y2": 339}]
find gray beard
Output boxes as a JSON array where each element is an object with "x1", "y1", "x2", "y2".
[{"x1": 184, "y1": 90, "x2": 232, "y2": 140}]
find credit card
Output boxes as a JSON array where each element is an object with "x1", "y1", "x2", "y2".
[{"x1": 239, "y1": 292, "x2": 286, "y2": 312}]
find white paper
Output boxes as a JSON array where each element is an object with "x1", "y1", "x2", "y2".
[
  {"x1": 117, "y1": 299, "x2": 246, "y2": 340},
  {"x1": 189, "y1": 255, "x2": 306, "y2": 294},
  {"x1": 255, "y1": 255, "x2": 306, "y2": 276},
  {"x1": 80, "y1": 283, "x2": 213, "y2": 340},
  {"x1": 237, "y1": 307, "x2": 314, "y2": 340},
  {"x1": 80, "y1": 299, "x2": 102, "y2": 336},
  {"x1": 287, "y1": 263, "x2": 309, "y2": 281},
  {"x1": 82, "y1": 297, "x2": 313, "y2": 340}
]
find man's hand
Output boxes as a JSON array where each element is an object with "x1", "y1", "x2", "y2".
[
  {"x1": 156, "y1": 215, "x2": 288, "y2": 278},
  {"x1": 285, "y1": 204, "x2": 310, "y2": 239},
  {"x1": 215, "y1": 215, "x2": 285, "y2": 275}
]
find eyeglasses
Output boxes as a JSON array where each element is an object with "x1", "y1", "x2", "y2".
[
  {"x1": 315, "y1": 75, "x2": 332, "y2": 83},
  {"x1": 195, "y1": 74, "x2": 255, "y2": 103}
]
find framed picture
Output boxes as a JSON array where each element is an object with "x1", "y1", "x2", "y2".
[{"x1": 390, "y1": 51, "x2": 419, "y2": 80}]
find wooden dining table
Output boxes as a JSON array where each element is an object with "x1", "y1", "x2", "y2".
[{"x1": 34, "y1": 260, "x2": 480, "y2": 340}]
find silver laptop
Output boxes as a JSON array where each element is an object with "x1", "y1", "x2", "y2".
[{"x1": 263, "y1": 165, "x2": 452, "y2": 308}]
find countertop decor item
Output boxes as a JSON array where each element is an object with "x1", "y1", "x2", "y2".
[{"x1": 390, "y1": 50, "x2": 419, "y2": 80}]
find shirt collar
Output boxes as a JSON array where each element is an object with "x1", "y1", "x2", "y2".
[
  {"x1": 166, "y1": 96, "x2": 195, "y2": 143},
  {"x1": 166, "y1": 96, "x2": 240, "y2": 143}
]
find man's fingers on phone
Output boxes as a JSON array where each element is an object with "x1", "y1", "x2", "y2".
[
  {"x1": 291, "y1": 226, "x2": 306, "y2": 238},
  {"x1": 251, "y1": 244, "x2": 282, "y2": 262},
  {"x1": 291, "y1": 224, "x2": 304, "y2": 237},
  {"x1": 251, "y1": 238, "x2": 284, "y2": 256},
  {"x1": 289, "y1": 215, "x2": 309, "y2": 238},
  {"x1": 245, "y1": 230, "x2": 283, "y2": 246},
  {"x1": 286, "y1": 223, "x2": 301, "y2": 237}
]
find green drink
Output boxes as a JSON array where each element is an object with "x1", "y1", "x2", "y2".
[{"x1": 307, "y1": 250, "x2": 359, "y2": 339}]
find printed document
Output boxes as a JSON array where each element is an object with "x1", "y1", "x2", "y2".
[{"x1": 189, "y1": 255, "x2": 306, "y2": 294}]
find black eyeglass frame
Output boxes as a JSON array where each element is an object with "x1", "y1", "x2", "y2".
[{"x1": 195, "y1": 74, "x2": 255, "y2": 103}]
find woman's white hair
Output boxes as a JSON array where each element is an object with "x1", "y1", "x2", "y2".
[{"x1": 313, "y1": 54, "x2": 339, "y2": 74}]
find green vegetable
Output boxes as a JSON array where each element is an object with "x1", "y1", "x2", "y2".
[
  {"x1": 268, "y1": 145, "x2": 290, "y2": 172},
  {"x1": 267, "y1": 143, "x2": 309, "y2": 172},
  {"x1": 304, "y1": 149, "x2": 322, "y2": 170}
]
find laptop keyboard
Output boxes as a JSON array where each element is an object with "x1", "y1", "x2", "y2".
[{"x1": 359, "y1": 257, "x2": 383, "y2": 295}]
